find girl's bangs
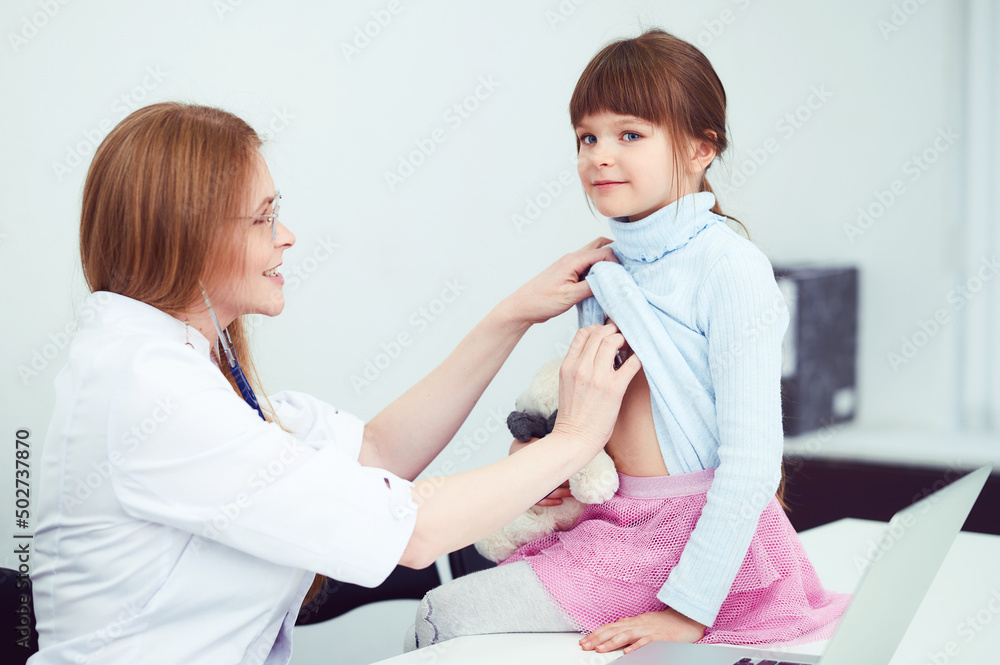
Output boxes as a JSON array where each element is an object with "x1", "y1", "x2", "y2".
[{"x1": 570, "y1": 43, "x2": 671, "y2": 128}]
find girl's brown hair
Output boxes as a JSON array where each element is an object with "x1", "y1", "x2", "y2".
[
  {"x1": 570, "y1": 30, "x2": 793, "y2": 509},
  {"x1": 80, "y1": 102, "x2": 328, "y2": 603},
  {"x1": 569, "y1": 28, "x2": 748, "y2": 239}
]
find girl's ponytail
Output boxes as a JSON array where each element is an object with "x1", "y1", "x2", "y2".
[{"x1": 701, "y1": 175, "x2": 749, "y2": 240}]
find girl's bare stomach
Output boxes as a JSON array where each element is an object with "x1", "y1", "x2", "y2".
[{"x1": 604, "y1": 367, "x2": 669, "y2": 477}]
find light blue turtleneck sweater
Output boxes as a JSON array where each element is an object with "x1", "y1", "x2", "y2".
[{"x1": 577, "y1": 191, "x2": 789, "y2": 627}]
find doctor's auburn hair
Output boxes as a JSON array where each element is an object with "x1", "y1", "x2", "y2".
[
  {"x1": 80, "y1": 103, "x2": 328, "y2": 605},
  {"x1": 80, "y1": 102, "x2": 276, "y2": 420},
  {"x1": 570, "y1": 28, "x2": 748, "y2": 239}
]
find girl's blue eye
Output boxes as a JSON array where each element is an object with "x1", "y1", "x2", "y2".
[
  {"x1": 580, "y1": 134, "x2": 596, "y2": 144},
  {"x1": 623, "y1": 132, "x2": 641, "y2": 141}
]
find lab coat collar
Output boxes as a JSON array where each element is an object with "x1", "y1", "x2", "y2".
[{"x1": 85, "y1": 291, "x2": 214, "y2": 361}]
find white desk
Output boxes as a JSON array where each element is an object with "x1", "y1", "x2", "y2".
[
  {"x1": 782, "y1": 424, "x2": 1000, "y2": 470},
  {"x1": 373, "y1": 519, "x2": 1000, "y2": 664}
]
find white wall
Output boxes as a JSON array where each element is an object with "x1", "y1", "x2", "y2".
[{"x1": 0, "y1": 0, "x2": 993, "y2": 662}]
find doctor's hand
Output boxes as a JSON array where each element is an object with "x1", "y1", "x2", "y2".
[
  {"x1": 504, "y1": 237, "x2": 616, "y2": 325},
  {"x1": 579, "y1": 608, "x2": 707, "y2": 655},
  {"x1": 551, "y1": 323, "x2": 641, "y2": 456}
]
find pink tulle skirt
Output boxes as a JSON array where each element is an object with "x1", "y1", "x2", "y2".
[{"x1": 501, "y1": 467, "x2": 851, "y2": 645}]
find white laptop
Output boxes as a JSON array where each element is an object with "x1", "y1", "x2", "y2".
[{"x1": 616, "y1": 464, "x2": 993, "y2": 665}]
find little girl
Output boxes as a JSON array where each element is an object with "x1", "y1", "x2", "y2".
[{"x1": 405, "y1": 28, "x2": 850, "y2": 654}]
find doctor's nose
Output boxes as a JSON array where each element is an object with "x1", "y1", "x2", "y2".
[{"x1": 275, "y1": 221, "x2": 295, "y2": 249}]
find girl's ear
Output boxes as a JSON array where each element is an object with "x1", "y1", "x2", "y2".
[{"x1": 686, "y1": 132, "x2": 717, "y2": 174}]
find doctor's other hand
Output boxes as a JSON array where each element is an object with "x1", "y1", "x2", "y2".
[
  {"x1": 505, "y1": 237, "x2": 616, "y2": 325},
  {"x1": 551, "y1": 323, "x2": 641, "y2": 455}
]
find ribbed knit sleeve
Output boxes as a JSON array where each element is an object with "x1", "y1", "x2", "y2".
[
  {"x1": 577, "y1": 294, "x2": 605, "y2": 329},
  {"x1": 655, "y1": 248, "x2": 788, "y2": 626}
]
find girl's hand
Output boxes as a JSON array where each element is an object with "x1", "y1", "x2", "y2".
[
  {"x1": 537, "y1": 481, "x2": 571, "y2": 506},
  {"x1": 504, "y1": 237, "x2": 616, "y2": 325},
  {"x1": 509, "y1": 438, "x2": 572, "y2": 506},
  {"x1": 550, "y1": 323, "x2": 642, "y2": 456},
  {"x1": 579, "y1": 608, "x2": 707, "y2": 654}
]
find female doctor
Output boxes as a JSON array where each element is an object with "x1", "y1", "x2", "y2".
[{"x1": 28, "y1": 103, "x2": 640, "y2": 664}]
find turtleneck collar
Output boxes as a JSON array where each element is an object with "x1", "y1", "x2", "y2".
[{"x1": 609, "y1": 191, "x2": 720, "y2": 263}]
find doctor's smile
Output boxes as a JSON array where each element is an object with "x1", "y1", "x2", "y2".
[{"x1": 263, "y1": 266, "x2": 284, "y2": 283}]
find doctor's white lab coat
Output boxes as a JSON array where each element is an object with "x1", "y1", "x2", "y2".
[{"x1": 29, "y1": 292, "x2": 419, "y2": 664}]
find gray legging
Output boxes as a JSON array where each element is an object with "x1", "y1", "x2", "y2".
[{"x1": 403, "y1": 561, "x2": 580, "y2": 652}]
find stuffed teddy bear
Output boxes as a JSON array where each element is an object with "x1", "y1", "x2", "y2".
[{"x1": 473, "y1": 356, "x2": 620, "y2": 563}]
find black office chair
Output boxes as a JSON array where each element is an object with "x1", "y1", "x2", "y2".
[
  {"x1": 446, "y1": 543, "x2": 496, "y2": 579},
  {"x1": 0, "y1": 568, "x2": 39, "y2": 665},
  {"x1": 296, "y1": 544, "x2": 495, "y2": 625}
]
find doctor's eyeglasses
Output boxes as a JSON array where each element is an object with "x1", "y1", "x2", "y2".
[{"x1": 249, "y1": 190, "x2": 281, "y2": 241}]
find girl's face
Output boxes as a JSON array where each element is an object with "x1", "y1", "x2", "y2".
[
  {"x1": 575, "y1": 112, "x2": 705, "y2": 222},
  {"x1": 210, "y1": 152, "x2": 296, "y2": 324}
]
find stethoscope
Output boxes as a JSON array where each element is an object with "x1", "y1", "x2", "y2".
[{"x1": 201, "y1": 288, "x2": 266, "y2": 421}]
